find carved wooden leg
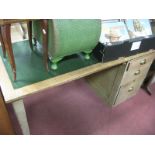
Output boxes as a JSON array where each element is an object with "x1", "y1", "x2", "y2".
[
  {"x1": 12, "y1": 99, "x2": 30, "y2": 135},
  {"x1": 1, "y1": 24, "x2": 16, "y2": 81},
  {"x1": 40, "y1": 19, "x2": 49, "y2": 71},
  {"x1": 27, "y1": 21, "x2": 33, "y2": 50},
  {"x1": 0, "y1": 87, "x2": 15, "y2": 135},
  {"x1": 0, "y1": 26, "x2": 6, "y2": 58}
]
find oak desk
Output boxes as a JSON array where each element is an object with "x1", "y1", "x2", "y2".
[{"x1": 0, "y1": 50, "x2": 155, "y2": 134}]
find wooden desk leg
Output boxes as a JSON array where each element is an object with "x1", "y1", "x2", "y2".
[
  {"x1": 0, "y1": 27, "x2": 6, "y2": 58},
  {"x1": 12, "y1": 100, "x2": 30, "y2": 135},
  {"x1": 1, "y1": 24, "x2": 16, "y2": 81},
  {"x1": 27, "y1": 21, "x2": 33, "y2": 50},
  {"x1": 0, "y1": 87, "x2": 15, "y2": 135},
  {"x1": 41, "y1": 19, "x2": 49, "y2": 71}
]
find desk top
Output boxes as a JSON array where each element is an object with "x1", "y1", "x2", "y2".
[{"x1": 0, "y1": 50, "x2": 155, "y2": 103}]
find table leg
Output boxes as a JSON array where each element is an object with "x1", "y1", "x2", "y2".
[
  {"x1": 0, "y1": 26, "x2": 6, "y2": 58},
  {"x1": 1, "y1": 24, "x2": 16, "y2": 81},
  {"x1": 0, "y1": 87, "x2": 15, "y2": 135},
  {"x1": 12, "y1": 99, "x2": 30, "y2": 135}
]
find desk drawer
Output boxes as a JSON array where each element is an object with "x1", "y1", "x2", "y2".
[
  {"x1": 121, "y1": 63, "x2": 152, "y2": 85},
  {"x1": 127, "y1": 53, "x2": 154, "y2": 71},
  {"x1": 115, "y1": 79, "x2": 142, "y2": 105},
  {"x1": 121, "y1": 54, "x2": 154, "y2": 85}
]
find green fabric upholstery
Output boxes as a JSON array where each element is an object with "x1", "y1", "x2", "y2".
[{"x1": 32, "y1": 19, "x2": 101, "y2": 69}]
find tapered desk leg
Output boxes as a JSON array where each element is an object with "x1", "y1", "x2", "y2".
[
  {"x1": 0, "y1": 87, "x2": 15, "y2": 135},
  {"x1": 1, "y1": 24, "x2": 16, "y2": 80},
  {"x1": 0, "y1": 27, "x2": 6, "y2": 58},
  {"x1": 12, "y1": 100, "x2": 30, "y2": 135}
]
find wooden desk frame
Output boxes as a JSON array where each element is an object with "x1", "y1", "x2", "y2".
[{"x1": 0, "y1": 50, "x2": 155, "y2": 134}]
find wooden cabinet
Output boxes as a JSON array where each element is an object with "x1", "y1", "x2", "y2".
[{"x1": 86, "y1": 52, "x2": 155, "y2": 106}]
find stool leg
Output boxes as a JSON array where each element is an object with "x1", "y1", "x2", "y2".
[
  {"x1": 0, "y1": 27, "x2": 6, "y2": 58},
  {"x1": 41, "y1": 19, "x2": 49, "y2": 71},
  {"x1": 19, "y1": 23, "x2": 27, "y2": 39},
  {"x1": 1, "y1": 24, "x2": 16, "y2": 81},
  {"x1": 12, "y1": 99, "x2": 30, "y2": 135},
  {"x1": 27, "y1": 21, "x2": 33, "y2": 50}
]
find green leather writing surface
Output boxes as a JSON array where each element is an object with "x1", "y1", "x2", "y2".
[{"x1": 0, "y1": 41, "x2": 99, "y2": 89}]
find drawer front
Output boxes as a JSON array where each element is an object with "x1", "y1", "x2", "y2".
[
  {"x1": 114, "y1": 79, "x2": 142, "y2": 105},
  {"x1": 128, "y1": 53, "x2": 155, "y2": 70},
  {"x1": 121, "y1": 54, "x2": 155, "y2": 85},
  {"x1": 121, "y1": 63, "x2": 152, "y2": 85}
]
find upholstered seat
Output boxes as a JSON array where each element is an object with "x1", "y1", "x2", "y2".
[{"x1": 32, "y1": 19, "x2": 101, "y2": 70}]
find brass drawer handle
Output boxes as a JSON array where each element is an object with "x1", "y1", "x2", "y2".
[
  {"x1": 140, "y1": 59, "x2": 146, "y2": 65},
  {"x1": 134, "y1": 70, "x2": 141, "y2": 75},
  {"x1": 128, "y1": 87, "x2": 134, "y2": 92}
]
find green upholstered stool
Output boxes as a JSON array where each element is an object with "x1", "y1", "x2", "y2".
[{"x1": 32, "y1": 19, "x2": 101, "y2": 70}]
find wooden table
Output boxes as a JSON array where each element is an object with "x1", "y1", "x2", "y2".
[
  {"x1": 0, "y1": 49, "x2": 154, "y2": 134},
  {"x1": 0, "y1": 19, "x2": 49, "y2": 81}
]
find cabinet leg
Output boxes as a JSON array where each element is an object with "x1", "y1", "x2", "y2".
[{"x1": 12, "y1": 100, "x2": 30, "y2": 135}]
